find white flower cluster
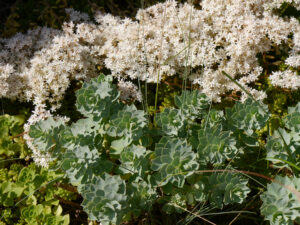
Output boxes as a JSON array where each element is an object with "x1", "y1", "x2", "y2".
[
  {"x1": 0, "y1": 1, "x2": 299, "y2": 106},
  {"x1": 117, "y1": 80, "x2": 143, "y2": 102},
  {"x1": 0, "y1": 12, "x2": 104, "y2": 110},
  {"x1": 269, "y1": 70, "x2": 300, "y2": 89}
]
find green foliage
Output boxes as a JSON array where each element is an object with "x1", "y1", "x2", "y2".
[
  {"x1": 0, "y1": 162, "x2": 72, "y2": 225},
  {"x1": 119, "y1": 145, "x2": 151, "y2": 179},
  {"x1": 155, "y1": 108, "x2": 185, "y2": 136},
  {"x1": 284, "y1": 102, "x2": 300, "y2": 132},
  {"x1": 260, "y1": 176, "x2": 300, "y2": 225},
  {"x1": 28, "y1": 74, "x2": 300, "y2": 225},
  {"x1": 193, "y1": 173, "x2": 250, "y2": 209},
  {"x1": 151, "y1": 137, "x2": 198, "y2": 187},
  {"x1": 266, "y1": 103, "x2": 300, "y2": 169},
  {"x1": 75, "y1": 74, "x2": 120, "y2": 119},
  {"x1": 2, "y1": 0, "x2": 298, "y2": 224},
  {"x1": 225, "y1": 98, "x2": 270, "y2": 135},
  {"x1": 79, "y1": 174, "x2": 127, "y2": 225},
  {"x1": 174, "y1": 90, "x2": 210, "y2": 119},
  {"x1": 0, "y1": 114, "x2": 73, "y2": 225},
  {"x1": 190, "y1": 125, "x2": 238, "y2": 165},
  {"x1": 29, "y1": 117, "x2": 65, "y2": 155},
  {"x1": 107, "y1": 105, "x2": 147, "y2": 142},
  {"x1": 0, "y1": 114, "x2": 28, "y2": 161}
]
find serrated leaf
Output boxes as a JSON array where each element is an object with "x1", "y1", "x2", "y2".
[
  {"x1": 191, "y1": 125, "x2": 238, "y2": 165},
  {"x1": 260, "y1": 176, "x2": 300, "y2": 225},
  {"x1": 79, "y1": 173, "x2": 127, "y2": 224},
  {"x1": 225, "y1": 98, "x2": 270, "y2": 135},
  {"x1": 155, "y1": 108, "x2": 186, "y2": 136},
  {"x1": 151, "y1": 137, "x2": 198, "y2": 187},
  {"x1": 174, "y1": 90, "x2": 210, "y2": 119}
]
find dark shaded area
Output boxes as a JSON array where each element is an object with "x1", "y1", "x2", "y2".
[
  {"x1": 0, "y1": 0, "x2": 170, "y2": 37},
  {"x1": 0, "y1": 0, "x2": 17, "y2": 25}
]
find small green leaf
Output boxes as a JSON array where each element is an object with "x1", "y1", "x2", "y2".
[
  {"x1": 202, "y1": 173, "x2": 250, "y2": 208},
  {"x1": 225, "y1": 99, "x2": 270, "y2": 135},
  {"x1": 266, "y1": 128, "x2": 300, "y2": 169},
  {"x1": 107, "y1": 105, "x2": 147, "y2": 142},
  {"x1": 75, "y1": 74, "x2": 120, "y2": 118},
  {"x1": 284, "y1": 102, "x2": 300, "y2": 132}
]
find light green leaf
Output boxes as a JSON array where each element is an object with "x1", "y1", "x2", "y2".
[
  {"x1": 155, "y1": 108, "x2": 186, "y2": 136},
  {"x1": 79, "y1": 173, "x2": 127, "y2": 224},
  {"x1": 261, "y1": 176, "x2": 300, "y2": 225},
  {"x1": 225, "y1": 98, "x2": 270, "y2": 135},
  {"x1": 151, "y1": 137, "x2": 198, "y2": 187},
  {"x1": 191, "y1": 125, "x2": 238, "y2": 165},
  {"x1": 174, "y1": 90, "x2": 210, "y2": 119}
]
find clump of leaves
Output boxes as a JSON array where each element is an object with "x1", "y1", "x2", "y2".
[
  {"x1": 261, "y1": 176, "x2": 300, "y2": 225},
  {"x1": 29, "y1": 74, "x2": 300, "y2": 225},
  {"x1": 0, "y1": 114, "x2": 74, "y2": 225}
]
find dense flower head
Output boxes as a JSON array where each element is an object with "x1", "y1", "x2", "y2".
[{"x1": 0, "y1": 1, "x2": 299, "y2": 107}]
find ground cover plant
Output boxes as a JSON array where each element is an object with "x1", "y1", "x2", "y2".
[
  {"x1": 27, "y1": 74, "x2": 300, "y2": 225},
  {"x1": 0, "y1": 0, "x2": 300, "y2": 224},
  {"x1": 0, "y1": 113, "x2": 76, "y2": 225}
]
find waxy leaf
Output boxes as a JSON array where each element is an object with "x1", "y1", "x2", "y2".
[{"x1": 151, "y1": 137, "x2": 198, "y2": 187}]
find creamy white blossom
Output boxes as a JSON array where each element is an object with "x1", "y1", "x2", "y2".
[
  {"x1": 0, "y1": 0, "x2": 299, "y2": 105},
  {"x1": 98, "y1": 0, "x2": 300, "y2": 101},
  {"x1": 117, "y1": 80, "x2": 143, "y2": 102},
  {"x1": 269, "y1": 70, "x2": 300, "y2": 90}
]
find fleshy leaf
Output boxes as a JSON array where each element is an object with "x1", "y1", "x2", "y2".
[
  {"x1": 75, "y1": 74, "x2": 120, "y2": 119},
  {"x1": 225, "y1": 99, "x2": 270, "y2": 135},
  {"x1": 60, "y1": 146, "x2": 112, "y2": 186},
  {"x1": 190, "y1": 125, "x2": 238, "y2": 165},
  {"x1": 260, "y1": 176, "x2": 300, "y2": 225},
  {"x1": 107, "y1": 105, "x2": 147, "y2": 142},
  {"x1": 126, "y1": 180, "x2": 157, "y2": 217},
  {"x1": 119, "y1": 145, "x2": 151, "y2": 179},
  {"x1": 266, "y1": 128, "x2": 300, "y2": 169},
  {"x1": 202, "y1": 173, "x2": 250, "y2": 208},
  {"x1": 284, "y1": 102, "x2": 300, "y2": 132},
  {"x1": 151, "y1": 137, "x2": 198, "y2": 187},
  {"x1": 155, "y1": 108, "x2": 186, "y2": 136},
  {"x1": 79, "y1": 173, "x2": 127, "y2": 225},
  {"x1": 29, "y1": 117, "x2": 65, "y2": 156},
  {"x1": 174, "y1": 90, "x2": 210, "y2": 119}
]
